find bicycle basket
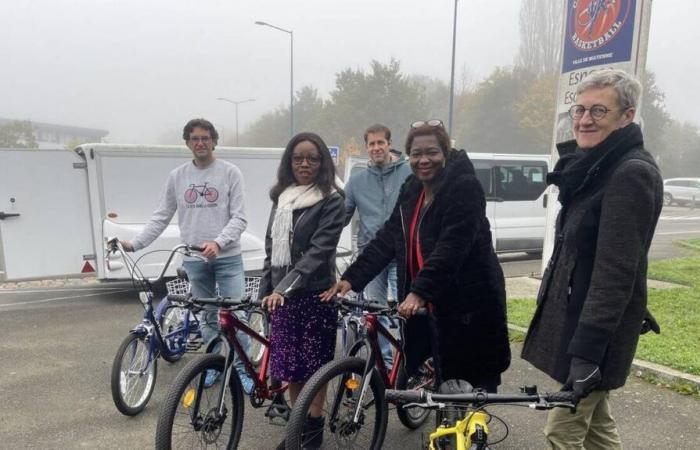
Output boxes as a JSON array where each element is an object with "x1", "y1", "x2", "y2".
[
  {"x1": 245, "y1": 276, "x2": 261, "y2": 300},
  {"x1": 165, "y1": 275, "x2": 261, "y2": 299},
  {"x1": 165, "y1": 277, "x2": 190, "y2": 295}
]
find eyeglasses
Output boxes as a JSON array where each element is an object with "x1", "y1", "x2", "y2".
[
  {"x1": 189, "y1": 136, "x2": 212, "y2": 143},
  {"x1": 291, "y1": 155, "x2": 322, "y2": 166},
  {"x1": 411, "y1": 119, "x2": 444, "y2": 129},
  {"x1": 568, "y1": 104, "x2": 620, "y2": 121},
  {"x1": 409, "y1": 147, "x2": 443, "y2": 160}
]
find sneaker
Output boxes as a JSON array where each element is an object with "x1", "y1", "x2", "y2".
[
  {"x1": 204, "y1": 369, "x2": 220, "y2": 388},
  {"x1": 238, "y1": 372, "x2": 255, "y2": 395}
]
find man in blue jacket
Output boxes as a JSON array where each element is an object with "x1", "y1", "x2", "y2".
[{"x1": 344, "y1": 124, "x2": 412, "y2": 367}]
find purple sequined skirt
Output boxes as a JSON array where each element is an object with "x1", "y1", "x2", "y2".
[{"x1": 269, "y1": 291, "x2": 338, "y2": 383}]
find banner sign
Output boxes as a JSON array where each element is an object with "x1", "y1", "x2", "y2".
[{"x1": 562, "y1": 0, "x2": 637, "y2": 73}]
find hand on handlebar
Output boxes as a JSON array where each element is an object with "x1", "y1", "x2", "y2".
[
  {"x1": 319, "y1": 280, "x2": 352, "y2": 302},
  {"x1": 262, "y1": 292, "x2": 285, "y2": 312},
  {"x1": 119, "y1": 240, "x2": 135, "y2": 252},
  {"x1": 398, "y1": 293, "x2": 426, "y2": 318},
  {"x1": 199, "y1": 241, "x2": 220, "y2": 259}
]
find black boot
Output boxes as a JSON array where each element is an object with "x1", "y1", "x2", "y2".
[{"x1": 302, "y1": 415, "x2": 325, "y2": 449}]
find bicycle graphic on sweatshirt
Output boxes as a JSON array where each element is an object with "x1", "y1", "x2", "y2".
[{"x1": 184, "y1": 182, "x2": 219, "y2": 203}]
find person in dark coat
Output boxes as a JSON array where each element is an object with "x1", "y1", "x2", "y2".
[
  {"x1": 322, "y1": 120, "x2": 511, "y2": 391},
  {"x1": 521, "y1": 69, "x2": 663, "y2": 449},
  {"x1": 258, "y1": 132, "x2": 345, "y2": 450}
]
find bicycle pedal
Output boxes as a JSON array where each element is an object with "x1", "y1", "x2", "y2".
[{"x1": 186, "y1": 337, "x2": 204, "y2": 351}]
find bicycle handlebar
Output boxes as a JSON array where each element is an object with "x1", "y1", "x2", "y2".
[
  {"x1": 335, "y1": 296, "x2": 428, "y2": 316},
  {"x1": 106, "y1": 237, "x2": 206, "y2": 284},
  {"x1": 167, "y1": 293, "x2": 261, "y2": 309},
  {"x1": 385, "y1": 388, "x2": 577, "y2": 411}
]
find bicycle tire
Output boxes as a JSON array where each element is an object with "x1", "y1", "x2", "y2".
[
  {"x1": 247, "y1": 308, "x2": 269, "y2": 366},
  {"x1": 155, "y1": 353, "x2": 244, "y2": 450},
  {"x1": 395, "y1": 359, "x2": 434, "y2": 429},
  {"x1": 159, "y1": 303, "x2": 189, "y2": 363},
  {"x1": 285, "y1": 356, "x2": 388, "y2": 450},
  {"x1": 111, "y1": 332, "x2": 157, "y2": 416}
]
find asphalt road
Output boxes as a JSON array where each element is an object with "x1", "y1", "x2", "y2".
[
  {"x1": 0, "y1": 205, "x2": 699, "y2": 449},
  {"x1": 1, "y1": 288, "x2": 699, "y2": 449},
  {"x1": 498, "y1": 204, "x2": 700, "y2": 277}
]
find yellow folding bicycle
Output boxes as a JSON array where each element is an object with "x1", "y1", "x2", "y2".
[{"x1": 386, "y1": 379, "x2": 577, "y2": 450}]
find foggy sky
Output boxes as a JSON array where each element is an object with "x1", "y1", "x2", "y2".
[{"x1": 0, "y1": 0, "x2": 696, "y2": 144}]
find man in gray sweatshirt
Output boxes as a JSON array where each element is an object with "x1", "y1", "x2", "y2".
[
  {"x1": 121, "y1": 118, "x2": 253, "y2": 393},
  {"x1": 344, "y1": 124, "x2": 412, "y2": 367}
]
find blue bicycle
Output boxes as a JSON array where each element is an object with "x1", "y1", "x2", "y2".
[{"x1": 108, "y1": 238, "x2": 205, "y2": 416}]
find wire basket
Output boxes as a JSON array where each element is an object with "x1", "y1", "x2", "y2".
[
  {"x1": 165, "y1": 277, "x2": 190, "y2": 295},
  {"x1": 244, "y1": 276, "x2": 261, "y2": 300},
  {"x1": 165, "y1": 276, "x2": 261, "y2": 300}
]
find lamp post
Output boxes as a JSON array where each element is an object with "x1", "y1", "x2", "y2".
[
  {"x1": 255, "y1": 20, "x2": 294, "y2": 139},
  {"x1": 216, "y1": 97, "x2": 256, "y2": 147},
  {"x1": 448, "y1": 0, "x2": 459, "y2": 136}
]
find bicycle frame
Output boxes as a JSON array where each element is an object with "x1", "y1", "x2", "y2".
[
  {"x1": 430, "y1": 410, "x2": 489, "y2": 450},
  {"x1": 189, "y1": 306, "x2": 287, "y2": 421}
]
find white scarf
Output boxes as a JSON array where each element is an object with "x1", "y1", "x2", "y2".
[{"x1": 271, "y1": 184, "x2": 327, "y2": 267}]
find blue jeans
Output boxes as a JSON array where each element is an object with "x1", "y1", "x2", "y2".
[
  {"x1": 363, "y1": 261, "x2": 398, "y2": 368},
  {"x1": 183, "y1": 254, "x2": 250, "y2": 377}
]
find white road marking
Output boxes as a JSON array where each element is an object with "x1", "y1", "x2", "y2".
[
  {"x1": 0, "y1": 287, "x2": 126, "y2": 294},
  {"x1": 656, "y1": 230, "x2": 700, "y2": 236},
  {"x1": 0, "y1": 289, "x2": 131, "y2": 307}
]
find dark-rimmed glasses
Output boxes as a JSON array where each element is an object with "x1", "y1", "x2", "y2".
[
  {"x1": 568, "y1": 104, "x2": 620, "y2": 121},
  {"x1": 189, "y1": 136, "x2": 212, "y2": 143},
  {"x1": 411, "y1": 119, "x2": 444, "y2": 129},
  {"x1": 292, "y1": 155, "x2": 322, "y2": 166}
]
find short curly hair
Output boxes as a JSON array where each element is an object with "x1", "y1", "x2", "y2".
[{"x1": 183, "y1": 118, "x2": 219, "y2": 141}]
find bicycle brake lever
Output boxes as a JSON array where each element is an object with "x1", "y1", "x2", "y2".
[{"x1": 404, "y1": 401, "x2": 444, "y2": 410}]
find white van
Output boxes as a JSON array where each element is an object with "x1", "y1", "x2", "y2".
[{"x1": 344, "y1": 152, "x2": 550, "y2": 255}]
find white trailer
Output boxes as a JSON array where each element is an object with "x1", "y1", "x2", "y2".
[{"x1": 0, "y1": 144, "x2": 350, "y2": 282}]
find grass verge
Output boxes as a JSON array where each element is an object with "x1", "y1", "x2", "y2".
[{"x1": 507, "y1": 256, "x2": 700, "y2": 378}]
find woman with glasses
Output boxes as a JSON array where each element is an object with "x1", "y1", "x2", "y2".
[
  {"x1": 323, "y1": 120, "x2": 511, "y2": 392},
  {"x1": 521, "y1": 69, "x2": 663, "y2": 449},
  {"x1": 259, "y1": 132, "x2": 345, "y2": 450}
]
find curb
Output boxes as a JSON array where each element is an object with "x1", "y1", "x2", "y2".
[{"x1": 507, "y1": 323, "x2": 700, "y2": 391}]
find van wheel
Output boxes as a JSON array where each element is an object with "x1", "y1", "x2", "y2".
[{"x1": 663, "y1": 193, "x2": 673, "y2": 206}]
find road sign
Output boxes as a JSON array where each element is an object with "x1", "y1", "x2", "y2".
[{"x1": 328, "y1": 146, "x2": 339, "y2": 165}]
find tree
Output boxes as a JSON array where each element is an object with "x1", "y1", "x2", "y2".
[
  {"x1": 516, "y1": 0, "x2": 565, "y2": 76},
  {"x1": 656, "y1": 120, "x2": 700, "y2": 178},
  {"x1": 639, "y1": 71, "x2": 671, "y2": 158},
  {"x1": 455, "y1": 67, "x2": 541, "y2": 154},
  {"x1": 0, "y1": 120, "x2": 38, "y2": 148},
  {"x1": 514, "y1": 73, "x2": 558, "y2": 152}
]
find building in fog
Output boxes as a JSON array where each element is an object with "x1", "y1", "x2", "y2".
[{"x1": 0, "y1": 117, "x2": 109, "y2": 149}]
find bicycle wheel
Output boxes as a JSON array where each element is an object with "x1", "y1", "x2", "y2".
[
  {"x1": 285, "y1": 357, "x2": 388, "y2": 450},
  {"x1": 155, "y1": 353, "x2": 244, "y2": 450},
  {"x1": 159, "y1": 304, "x2": 189, "y2": 363},
  {"x1": 395, "y1": 359, "x2": 434, "y2": 429},
  {"x1": 247, "y1": 308, "x2": 269, "y2": 366},
  {"x1": 111, "y1": 332, "x2": 157, "y2": 416}
]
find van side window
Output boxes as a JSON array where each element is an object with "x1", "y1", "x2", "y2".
[
  {"x1": 494, "y1": 161, "x2": 548, "y2": 201},
  {"x1": 473, "y1": 160, "x2": 494, "y2": 197}
]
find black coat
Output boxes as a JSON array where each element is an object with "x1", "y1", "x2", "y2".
[
  {"x1": 342, "y1": 150, "x2": 511, "y2": 384},
  {"x1": 522, "y1": 124, "x2": 663, "y2": 390},
  {"x1": 258, "y1": 191, "x2": 345, "y2": 298}
]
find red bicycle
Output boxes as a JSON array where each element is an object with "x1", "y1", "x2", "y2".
[
  {"x1": 155, "y1": 294, "x2": 287, "y2": 449},
  {"x1": 285, "y1": 297, "x2": 434, "y2": 450}
]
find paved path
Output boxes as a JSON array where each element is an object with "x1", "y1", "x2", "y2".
[{"x1": 1, "y1": 287, "x2": 699, "y2": 449}]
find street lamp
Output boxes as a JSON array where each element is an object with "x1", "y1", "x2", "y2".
[
  {"x1": 216, "y1": 97, "x2": 256, "y2": 147},
  {"x1": 448, "y1": 0, "x2": 459, "y2": 135},
  {"x1": 255, "y1": 20, "x2": 294, "y2": 139}
]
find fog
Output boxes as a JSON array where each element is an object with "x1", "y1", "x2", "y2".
[{"x1": 0, "y1": 0, "x2": 698, "y2": 144}]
